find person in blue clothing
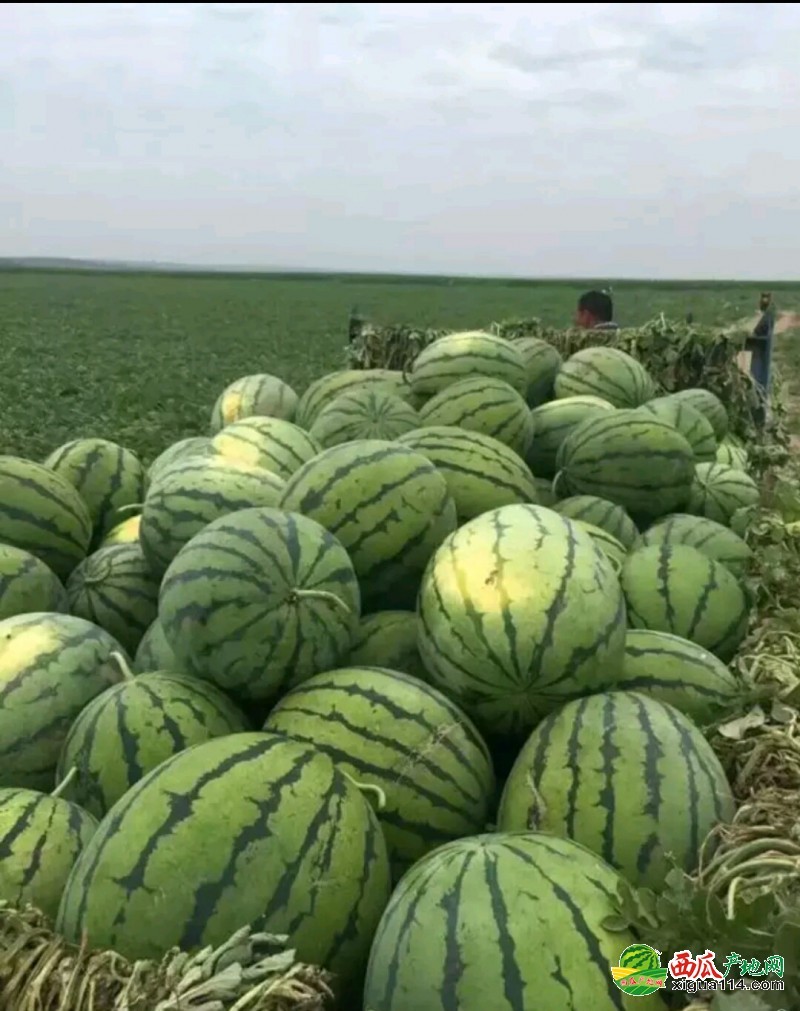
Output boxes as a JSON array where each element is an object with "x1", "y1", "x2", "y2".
[{"x1": 574, "y1": 289, "x2": 619, "y2": 331}]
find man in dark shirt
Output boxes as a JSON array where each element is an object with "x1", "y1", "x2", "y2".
[{"x1": 574, "y1": 289, "x2": 619, "y2": 331}]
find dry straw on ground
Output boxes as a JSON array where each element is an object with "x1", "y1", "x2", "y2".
[{"x1": 0, "y1": 904, "x2": 334, "y2": 1011}]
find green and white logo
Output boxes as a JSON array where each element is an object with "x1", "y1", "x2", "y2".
[{"x1": 610, "y1": 944, "x2": 669, "y2": 996}]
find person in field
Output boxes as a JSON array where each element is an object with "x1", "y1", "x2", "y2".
[{"x1": 574, "y1": 289, "x2": 619, "y2": 331}]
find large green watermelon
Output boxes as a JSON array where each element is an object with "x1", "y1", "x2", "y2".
[
  {"x1": 210, "y1": 373, "x2": 299, "y2": 431},
  {"x1": 554, "y1": 346, "x2": 656, "y2": 408},
  {"x1": 210, "y1": 415, "x2": 321, "y2": 478},
  {"x1": 363, "y1": 832, "x2": 667, "y2": 1011},
  {"x1": 418, "y1": 377, "x2": 534, "y2": 457},
  {"x1": 0, "y1": 544, "x2": 68, "y2": 620},
  {"x1": 527, "y1": 396, "x2": 616, "y2": 479},
  {"x1": 417, "y1": 504, "x2": 626, "y2": 736},
  {"x1": 310, "y1": 387, "x2": 420, "y2": 447},
  {"x1": 408, "y1": 331, "x2": 528, "y2": 397},
  {"x1": 56, "y1": 733, "x2": 391, "y2": 991},
  {"x1": 497, "y1": 691, "x2": 735, "y2": 890},
  {"x1": 640, "y1": 513, "x2": 752, "y2": 577}
]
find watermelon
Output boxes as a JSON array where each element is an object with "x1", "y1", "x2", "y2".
[
  {"x1": 555, "y1": 411, "x2": 695, "y2": 522},
  {"x1": 57, "y1": 656, "x2": 250, "y2": 818},
  {"x1": 0, "y1": 612, "x2": 125, "y2": 790},
  {"x1": 640, "y1": 513, "x2": 752, "y2": 577},
  {"x1": 615, "y1": 628, "x2": 746, "y2": 724},
  {"x1": 397, "y1": 426, "x2": 538, "y2": 521},
  {"x1": 621, "y1": 543, "x2": 749, "y2": 661},
  {"x1": 553, "y1": 495, "x2": 638, "y2": 549},
  {"x1": 209, "y1": 415, "x2": 321, "y2": 478},
  {"x1": 554, "y1": 346, "x2": 656, "y2": 408},
  {"x1": 418, "y1": 377, "x2": 534, "y2": 456},
  {"x1": 56, "y1": 732, "x2": 391, "y2": 990},
  {"x1": 310, "y1": 388, "x2": 420, "y2": 448},
  {"x1": 210, "y1": 373, "x2": 298, "y2": 431},
  {"x1": 619, "y1": 944, "x2": 661, "y2": 971},
  {"x1": 159, "y1": 507, "x2": 360, "y2": 703},
  {"x1": 363, "y1": 832, "x2": 666, "y2": 1011},
  {"x1": 264, "y1": 666, "x2": 495, "y2": 879},
  {"x1": 716, "y1": 436, "x2": 748, "y2": 470},
  {"x1": 279, "y1": 440, "x2": 457, "y2": 611},
  {"x1": 139, "y1": 454, "x2": 286, "y2": 577},
  {"x1": 43, "y1": 438, "x2": 146, "y2": 542},
  {"x1": 0, "y1": 544, "x2": 68, "y2": 620},
  {"x1": 508, "y1": 336, "x2": 562, "y2": 405},
  {"x1": 688, "y1": 463, "x2": 760, "y2": 526},
  {"x1": 0, "y1": 772, "x2": 97, "y2": 919},
  {"x1": 133, "y1": 618, "x2": 181, "y2": 673},
  {"x1": 100, "y1": 512, "x2": 141, "y2": 546},
  {"x1": 417, "y1": 504, "x2": 626, "y2": 735},
  {"x1": 668, "y1": 388, "x2": 729, "y2": 440},
  {"x1": 296, "y1": 369, "x2": 412, "y2": 430},
  {"x1": 349, "y1": 611, "x2": 426, "y2": 679},
  {"x1": 497, "y1": 691, "x2": 735, "y2": 890},
  {"x1": 65, "y1": 542, "x2": 160, "y2": 655},
  {"x1": 147, "y1": 436, "x2": 213, "y2": 485},
  {"x1": 408, "y1": 331, "x2": 528, "y2": 398},
  {"x1": 0, "y1": 455, "x2": 92, "y2": 580},
  {"x1": 527, "y1": 396, "x2": 615, "y2": 478},
  {"x1": 638, "y1": 397, "x2": 717, "y2": 462},
  {"x1": 572, "y1": 521, "x2": 627, "y2": 572}
]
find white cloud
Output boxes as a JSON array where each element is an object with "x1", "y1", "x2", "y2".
[{"x1": 2, "y1": 2, "x2": 800, "y2": 277}]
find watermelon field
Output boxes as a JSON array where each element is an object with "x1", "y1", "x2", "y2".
[{"x1": 1, "y1": 266, "x2": 800, "y2": 1011}]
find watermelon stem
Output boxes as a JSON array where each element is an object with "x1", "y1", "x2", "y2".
[
  {"x1": 110, "y1": 651, "x2": 136, "y2": 681},
  {"x1": 342, "y1": 772, "x2": 387, "y2": 811},
  {"x1": 52, "y1": 765, "x2": 78, "y2": 798},
  {"x1": 114, "y1": 503, "x2": 143, "y2": 516},
  {"x1": 290, "y1": 589, "x2": 352, "y2": 615}
]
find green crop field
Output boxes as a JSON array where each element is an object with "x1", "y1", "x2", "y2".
[{"x1": 2, "y1": 268, "x2": 798, "y2": 461}]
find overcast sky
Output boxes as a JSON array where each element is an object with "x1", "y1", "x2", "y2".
[{"x1": 2, "y1": 2, "x2": 799, "y2": 279}]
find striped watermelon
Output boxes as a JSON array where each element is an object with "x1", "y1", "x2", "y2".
[
  {"x1": 0, "y1": 455, "x2": 92, "y2": 581},
  {"x1": 43, "y1": 438, "x2": 146, "y2": 543},
  {"x1": 310, "y1": 388, "x2": 420, "y2": 448},
  {"x1": 210, "y1": 416, "x2": 321, "y2": 478},
  {"x1": 210, "y1": 373, "x2": 298, "y2": 431},
  {"x1": 621, "y1": 543, "x2": 749, "y2": 661},
  {"x1": 56, "y1": 732, "x2": 391, "y2": 990},
  {"x1": 555, "y1": 411, "x2": 695, "y2": 521},
  {"x1": 408, "y1": 331, "x2": 528, "y2": 398},
  {"x1": 553, "y1": 495, "x2": 638, "y2": 549},
  {"x1": 417, "y1": 504, "x2": 626, "y2": 735},
  {"x1": 139, "y1": 454, "x2": 286, "y2": 576},
  {"x1": 279, "y1": 441, "x2": 457, "y2": 611},
  {"x1": 99, "y1": 512, "x2": 141, "y2": 546},
  {"x1": 616, "y1": 628, "x2": 746, "y2": 724},
  {"x1": 533, "y1": 477, "x2": 557, "y2": 506},
  {"x1": 65, "y1": 542, "x2": 160, "y2": 655},
  {"x1": 509, "y1": 336, "x2": 562, "y2": 405},
  {"x1": 363, "y1": 832, "x2": 664, "y2": 1011},
  {"x1": 638, "y1": 397, "x2": 717, "y2": 462},
  {"x1": 619, "y1": 944, "x2": 661, "y2": 972},
  {"x1": 296, "y1": 369, "x2": 412, "y2": 430},
  {"x1": 0, "y1": 612, "x2": 125, "y2": 790},
  {"x1": 147, "y1": 436, "x2": 213, "y2": 485},
  {"x1": 497, "y1": 691, "x2": 735, "y2": 890},
  {"x1": 159, "y1": 507, "x2": 360, "y2": 702},
  {"x1": 349, "y1": 611, "x2": 426, "y2": 679},
  {"x1": 640, "y1": 513, "x2": 752, "y2": 577},
  {"x1": 668, "y1": 388, "x2": 729, "y2": 440},
  {"x1": 716, "y1": 436, "x2": 748, "y2": 470},
  {"x1": 527, "y1": 396, "x2": 615, "y2": 478},
  {"x1": 264, "y1": 666, "x2": 495, "y2": 879},
  {"x1": 418, "y1": 377, "x2": 534, "y2": 456},
  {"x1": 572, "y1": 521, "x2": 627, "y2": 572},
  {"x1": 688, "y1": 463, "x2": 760, "y2": 526},
  {"x1": 57, "y1": 657, "x2": 250, "y2": 818},
  {"x1": 0, "y1": 544, "x2": 68, "y2": 620},
  {"x1": 554, "y1": 347, "x2": 656, "y2": 408},
  {"x1": 398, "y1": 426, "x2": 538, "y2": 521},
  {"x1": 133, "y1": 618, "x2": 181, "y2": 673},
  {"x1": 0, "y1": 774, "x2": 97, "y2": 919}
]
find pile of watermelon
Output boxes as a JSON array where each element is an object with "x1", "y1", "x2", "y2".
[{"x1": 0, "y1": 330, "x2": 765, "y2": 1009}]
